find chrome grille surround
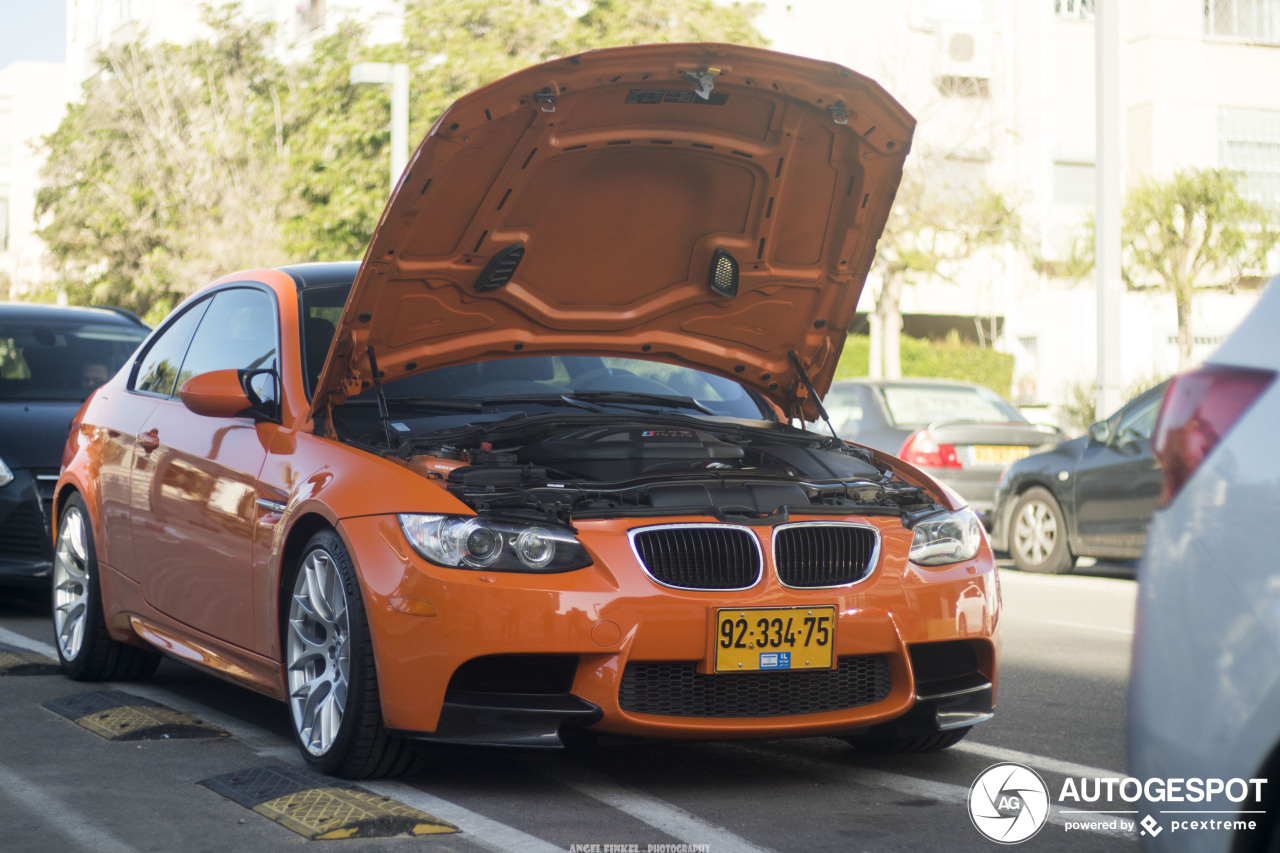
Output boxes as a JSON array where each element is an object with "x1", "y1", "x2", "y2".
[
  {"x1": 628, "y1": 523, "x2": 763, "y2": 591},
  {"x1": 772, "y1": 521, "x2": 881, "y2": 589}
]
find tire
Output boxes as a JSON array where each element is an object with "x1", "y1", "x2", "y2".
[
  {"x1": 284, "y1": 529, "x2": 419, "y2": 779},
  {"x1": 845, "y1": 726, "x2": 972, "y2": 754},
  {"x1": 1009, "y1": 487, "x2": 1074, "y2": 574},
  {"x1": 52, "y1": 494, "x2": 160, "y2": 681}
]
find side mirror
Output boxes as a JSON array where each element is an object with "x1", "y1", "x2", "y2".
[
  {"x1": 1087, "y1": 421, "x2": 1111, "y2": 444},
  {"x1": 179, "y1": 369, "x2": 277, "y2": 421}
]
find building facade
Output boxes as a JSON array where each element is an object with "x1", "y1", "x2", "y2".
[{"x1": 762, "y1": 0, "x2": 1280, "y2": 420}]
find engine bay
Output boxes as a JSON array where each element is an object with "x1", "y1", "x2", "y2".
[{"x1": 391, "y1": 414, "x2": 938, "y2": 526}]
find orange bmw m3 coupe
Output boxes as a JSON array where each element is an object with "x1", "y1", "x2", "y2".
[{"x1": 52, "y1": 43, "x2": 1000, "y2": 778}]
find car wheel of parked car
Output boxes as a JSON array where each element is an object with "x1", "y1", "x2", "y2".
[
  {"x1": 52, "y1": 494, "x2": 160, "y2": 680},
  {"x1": 1009, "y1": 487, "x2": 1074, "y2": 574},
  {"x1": 285, "y1": 529, "x2": 419, "y2": 779},
  {"x1": 844, "y1": 726, "x2": 971, "y2": 753}
]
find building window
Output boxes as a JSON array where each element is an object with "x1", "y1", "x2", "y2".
[
  {"x1": 1055, "y1": 0, "x2": 1095, "y2": 19},
  {"x1": 1220, "y1": 108, "x2": 1280, "y2": 209},
  {"x1": 1206, "y1": 0, "x2": 1280, "y2": 44},
  {"x1": 1053, "y1": 161, "x2": 1096, "y2": 208}
]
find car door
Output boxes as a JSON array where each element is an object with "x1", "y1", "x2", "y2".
[
  {"x1": 1070, "y1": 390, "x2": 1165, "y2": 556},
  {"x1": 128, "y1": 286, "x2": 278, "y2": 649}
]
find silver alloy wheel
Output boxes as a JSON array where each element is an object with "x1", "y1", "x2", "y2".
[
  {"x1": 1013, "y1": 498, "x2": 1058, "y2": 566},
  {"x1": 52, "y1": 505, "x2": 90, "y2": 661},
  {"x1": 287, "y1": 548, "x2": 351, "y2": 756}
]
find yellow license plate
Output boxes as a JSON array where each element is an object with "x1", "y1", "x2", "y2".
[
  {"x1": 714, "y1": 607, "x2": 835, "y2": 672},
  {"x1": 973, "y1": 445, "x2": 1031, "y2": 465}
]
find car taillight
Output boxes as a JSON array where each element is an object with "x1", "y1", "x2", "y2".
[
  {"x1": 1152, "y1": 365, "x2": 1274, "y2": 506},
  {"x1": 899, "y1": 429, "x2": 962, "y2": 469}
]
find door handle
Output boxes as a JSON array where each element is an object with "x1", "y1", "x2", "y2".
[{"x1": 137, "y1": 428, "x2": 160, "y2": 453}]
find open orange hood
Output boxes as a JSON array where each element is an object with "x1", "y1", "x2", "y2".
[{"x1": 311, "y1": 43, "x2": 914, "y2": 421}]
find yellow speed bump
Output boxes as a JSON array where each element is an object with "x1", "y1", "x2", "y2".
[
  {"x1": 0, "y1": 644, "x2": 60, "y2": 676},
  {"x1": 201, "y1": 765, "x2": 457, "y2": 840},
  {"x1": 43, "y1": 689, "x2": 230, "y2": 740}
]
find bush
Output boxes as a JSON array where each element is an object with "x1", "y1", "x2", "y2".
[{"x1": 834, "y1": 331, "x2": 1015, "y2": 397}]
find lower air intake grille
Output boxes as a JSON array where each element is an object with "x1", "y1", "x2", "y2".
[
  {"x1": 618, "y1": 655, "x2": 891, "y2": 717},
  {"x1": 631, "y1": 525, "x2": 761, "y2": 590},
  {"x1": 0, "y1": 502, "x2": 46, "y2": 560},
  {"x1": 774, "y1": 523, "x2": 879, "y2": 587}
]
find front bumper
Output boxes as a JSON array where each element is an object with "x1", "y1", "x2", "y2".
[
  {"x1": 343, "y1": 513, "x2": 1000, "y2": 746},
  {"x1": 0, "y1": 469, "x2": 56, "y2": 583}
]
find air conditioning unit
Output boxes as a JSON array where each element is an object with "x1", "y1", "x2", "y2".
[{"x1": 938, "y1": 26, "x2": 994, "y2": 79}]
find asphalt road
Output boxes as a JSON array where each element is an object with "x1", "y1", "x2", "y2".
[{"x1": 0, "y1": 562, "x2": 1140, "y2": 853}]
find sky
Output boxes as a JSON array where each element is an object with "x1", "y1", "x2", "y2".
[{"x1": 0, "y1": 0, "x2": 67, "y2": 71}]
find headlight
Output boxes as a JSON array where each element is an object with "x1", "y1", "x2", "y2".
[
  {"x1": 909, "y1": 508, "x2": 983, "y2": 566},
  {"x1": 398, "y1": 514, "x2": 591, "y2": 572},
  {"x1": 0, "y1": 457, "x2": 12, "y2": 488}
]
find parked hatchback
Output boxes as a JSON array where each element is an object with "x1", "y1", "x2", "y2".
[
  {"x1": 824, "y1": 377, "x2": 1059, "y2": 525},
  {"x1": 0, "y1": 303, "x2": 148, "y2": 584},
  {"x1": 990, "y1": 381, "x2": 1167, "y2": 573},
  {"x1": 51, "y1": 44, "x2": 1000, "y2": 779}
]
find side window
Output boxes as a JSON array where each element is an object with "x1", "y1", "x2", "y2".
[
  {"x1": 1117, "y1": 396, "x2": 1162, "y2": 441},
  {"x1": 176, "y1": 288, "x2": 278, "y2": 390},
  {"x1": 132, "y1": 299, "x2": 211, "y2": 396}
]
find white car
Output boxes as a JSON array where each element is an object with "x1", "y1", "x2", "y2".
[{"x1": 1129, "y1": 276, "x2": 1280, "y2": 851}]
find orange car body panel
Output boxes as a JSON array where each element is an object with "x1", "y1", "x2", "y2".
[{"x1": 55, "y1": 44, "x2": 999, "y2": 747}]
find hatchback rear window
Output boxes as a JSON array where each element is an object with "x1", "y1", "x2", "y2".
[
  {"x1": 0, "y1": 322, "x2": 149, "y2": 401},
  {"x1": 880, "y1": 384, "x2": 1025, "y2": 427}
]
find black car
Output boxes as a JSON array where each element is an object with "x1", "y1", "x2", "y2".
[
  {"x1": 824, "y1": 378, "x2": 1060, "y2": 526},
  {"x1": 0, "y1": 303, "x2": 149, "y2": 584},
  {"x1": 990, "y1": 382, "x2": 1168, "y2": 573}
]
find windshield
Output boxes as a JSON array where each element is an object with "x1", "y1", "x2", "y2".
[
  {"x1": 353, "y1": 354, "x2": 767, "y2": 423},
  {"x1": 880, "y1": 384, "x2": 1025, "y2": 427},
  {"x1": 0, "y1": 321, "x2": 149, "y2": 401}
]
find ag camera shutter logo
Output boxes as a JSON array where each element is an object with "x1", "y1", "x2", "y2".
[{"x1": 969, "y1": 763, "x2": 1051, "y2": 844}]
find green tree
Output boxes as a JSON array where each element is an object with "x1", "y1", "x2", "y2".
[
  {"x1": 868, "y1": 152, "x2": 1022, "y2": 378},
  {"x1": 1122, "y1": 167, "x2": 1276, "y2": 369},
  {"x1": 36, "y1": 0, "x2": 765, "y2": 314},
  {"x1": 37, "y1": 8, "x2": 290, "y2": 321}
]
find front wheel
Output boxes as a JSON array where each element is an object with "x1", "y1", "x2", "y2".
[
  {"x1": 52, "y1": 494, "x2": 159, "y2": 681},
  {"x1": 284, "y1": 529, "x2": 418, "y2": 779},
  {"x1": 1009, "y1": 487, "x2": 1074, "y2": 574}
]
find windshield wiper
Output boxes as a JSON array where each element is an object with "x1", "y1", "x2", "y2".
[
  {"x1": 346, "y1": 396, "x2": 484, "y2": 413},
  {"x1": 567, "y1": 390, "x2": 716, "y2": 416}
]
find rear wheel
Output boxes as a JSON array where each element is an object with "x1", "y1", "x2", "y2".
[
  {"x1": 844, "y1": 726, "x2": 971, "y2": 753},
  {"x1": 285, "y1": 529, "x2": 418, "y2": 779},
  {"x1": 52, "y1": 494, "x2": 159, "y2": 681},
  {"x1": 1009, "y1": 487, "x2": 1074, "y2": 574}
]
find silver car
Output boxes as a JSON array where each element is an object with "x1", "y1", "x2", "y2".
[{"x1": 1129, "y1": 276, "x2": 1280, "y2": 851}]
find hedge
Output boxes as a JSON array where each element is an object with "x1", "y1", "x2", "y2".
[{"x1": 833, "y1": 332, "x2": 1015, "y2": 397}]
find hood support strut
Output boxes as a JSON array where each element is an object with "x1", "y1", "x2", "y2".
[{"x1": 788, "y1": 351, "x2": 837, "y2": 440}]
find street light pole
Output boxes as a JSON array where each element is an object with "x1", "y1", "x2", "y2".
[{"x1": 350, "y1": 61, "x2": 410, "y2": 194}]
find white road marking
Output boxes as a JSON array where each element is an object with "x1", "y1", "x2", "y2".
[
  {"x1": 1, "y1": 626, "x2": 1132, "y2": 843},
  {"x1": 1002, "y1": 614, "x2": 1135, "y2": 635},
  {"x1": 723, "y1": 743, "x2": 1135, "y2": 840},
  {"x1": 955, "y1": 741, "x2": 1126, "y2": 780},
  {"x1": 0, "y1": 759, "x2": 139, "y2": 853},
  {"x1": 367, "y1": 782, "x2": 564, "y2": 853},
  {"x1": 521, "y1": 758, "x2": 778, "y2": 853},
  {"x1": 0, "y1": 626, "x2": 58, "y2": 658}
]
